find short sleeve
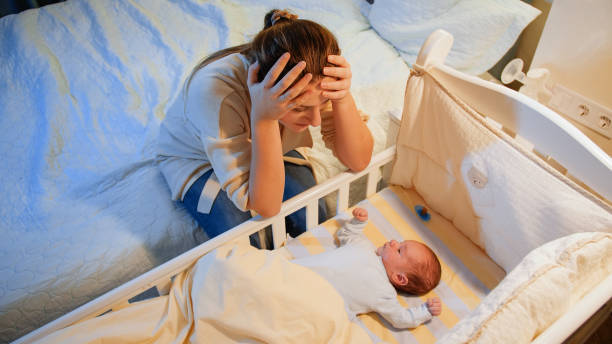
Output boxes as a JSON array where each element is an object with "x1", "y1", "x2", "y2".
[
  {"x1": 185, "y1": 67, "x2": 253, "y2": 211},
  {"x1": 337, "y1": 218, "x2": 368, "y2": 246},
  {"x1": 202, "y1": 93, "x2": 252, "y2": 211}
]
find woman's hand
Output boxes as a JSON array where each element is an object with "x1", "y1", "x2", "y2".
[
  {"x1": 321, "y1": 55, "x2": 352, "y2": 102},
  {"x1": 247, "y1": 52, "x2": 313, "y2": 123},
  {"x1": 321, "y1": 54, "x2": 373, "y2": 172}
]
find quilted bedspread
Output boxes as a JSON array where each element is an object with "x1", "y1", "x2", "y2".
[{"x1": 0, "y1": 0, "x2": 410, "y2": 341}]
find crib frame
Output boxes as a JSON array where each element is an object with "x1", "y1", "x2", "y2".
[{"x1": 15, "y1": 30, "x2": 612, "y2": 344}]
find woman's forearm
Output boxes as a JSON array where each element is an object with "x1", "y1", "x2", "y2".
[
  {"x1": 331, "y1": 93, "x2": 373, "y2": 171},
  {"x1": 247, "y1": 119, "x2": 285, "y2": 217}
]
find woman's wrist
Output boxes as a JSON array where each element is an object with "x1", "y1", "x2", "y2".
[
  {"x1": 250, "y1": 113, "x2": 280, "y2": 130},
  {"x1": 330, "y1": 91, "x2": 353, "y2": 107}
]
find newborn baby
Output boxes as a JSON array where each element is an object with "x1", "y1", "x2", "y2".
[{"x1": 293, "y1": 207, "x2": 442, "y2": 329}]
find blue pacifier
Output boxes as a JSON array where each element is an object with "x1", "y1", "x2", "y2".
[{"x1": 415, "y1": 205, "x2": 431, "y2": 221}]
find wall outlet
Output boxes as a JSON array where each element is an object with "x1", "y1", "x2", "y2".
[{"x1": 548, "y1": 84, "x2": 612, "y2": 138}]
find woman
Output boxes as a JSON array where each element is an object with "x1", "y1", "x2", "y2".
[{"x1": 157, "y1": 9, "x2": 373, "y2": 241}]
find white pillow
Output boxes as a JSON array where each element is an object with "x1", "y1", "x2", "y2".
[
  {"x1": 438, "y1": 232, "x2": 612, "y2": 344},
  {"x1": 367, "y1": 0, "x2": 540, "y2": 75}
]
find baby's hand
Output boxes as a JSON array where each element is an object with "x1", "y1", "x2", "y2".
[
  {"x1": 352, "y1": 207, "x2": 368, "y2": 222},
  {"x1": 426, "y1": 298, "x2": 442, "y2": 316}
]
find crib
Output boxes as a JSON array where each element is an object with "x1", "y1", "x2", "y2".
[{"x1": 13, "y1": 29, "x2": 612, "y2": 344}]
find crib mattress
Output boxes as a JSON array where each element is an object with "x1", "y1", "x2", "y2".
[{"x1": 285, "y1": 185, "x2": 506, "y2": 343}]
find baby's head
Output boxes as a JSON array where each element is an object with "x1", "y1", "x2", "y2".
[{"x1": 376, "y1": 240, "x2": 441, "y2": 295}]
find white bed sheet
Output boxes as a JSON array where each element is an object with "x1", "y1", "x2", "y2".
[{"x1": 0, "y1": 0, "x2": 409, "y2": 341}]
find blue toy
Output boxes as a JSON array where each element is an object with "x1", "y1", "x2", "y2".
[{"x1": 414, "y1": 205, "x2": 431, "y2": 221}]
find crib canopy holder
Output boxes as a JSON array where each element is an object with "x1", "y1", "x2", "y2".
[{"x1": 417, "y1": 30, "x2": 612, "y2": 202}]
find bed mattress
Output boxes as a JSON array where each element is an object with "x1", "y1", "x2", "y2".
[
  {"x1": 0, "y1": 0, "x2": 410, "y2": 341},
  {"x1": 285, "y1": 185, "x2": 506, "y2": 343}
]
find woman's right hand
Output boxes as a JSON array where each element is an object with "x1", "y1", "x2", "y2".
[{"x1": 247, "y1": 52, "x2": 313, "y2": 123}]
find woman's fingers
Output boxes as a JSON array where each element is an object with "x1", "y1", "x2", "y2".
[
  {"x1": 263, "y1": 52, "x2": 291, "y2": 88},
  {"x1": 272, "y1": 60, "x2": 307, "y2": 95},
  {"x1": 279, "y1": 72, "x2": 312, "y2": 102},
  {"x1": 323, "y1": 66, "x2": 351, "y2": 79},
  {"x1": 327, "y1": 54, "x2": 348, "y2": 67},
  {"x1": 323, "y1": 55, "x2": 352, "y2": 101},
  {"x1": 247, "y1": 61, "x2": 260, "y2": 86},
  {"x1": 287, "y1": 89, "x2": 314, "y2": 108},
  {"x1": 322, "y1": 89, "x2": 348, "y2": 100},
  {"x1": 321, "y1": 78, "x2": 350, "y2": 91}
]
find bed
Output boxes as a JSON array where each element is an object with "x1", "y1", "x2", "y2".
[
  {"x1": 12, "y1": 27, "x2": 612, "y2": 343},
  {"x1": 0, "y1": 0, "x2": 556, "y2": 342},
  {"x1": 12, "y1": 22, "x2": 612, "y2": 344}
]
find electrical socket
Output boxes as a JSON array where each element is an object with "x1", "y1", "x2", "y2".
[{"x1": 547, "y1": 84, "x2": 612, "y2": 139}]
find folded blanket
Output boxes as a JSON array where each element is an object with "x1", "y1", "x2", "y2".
[{"x1": 35, "y1": 243, "x2": 371, "y2": 344}]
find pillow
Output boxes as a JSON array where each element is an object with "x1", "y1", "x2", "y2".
[
  {"x1": 438, "y1": 232, "x2": 612, "y2": 344},
  {"x1": 390, "y1": 67, "x2": 612, "y2": 271},
  {"x1": 367, "y1": 0, "x2": 540, "y2": 75}
]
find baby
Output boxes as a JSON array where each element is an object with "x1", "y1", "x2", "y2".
[{"x1": 293, "y1": 207, "x2": 442, "y2": 329}]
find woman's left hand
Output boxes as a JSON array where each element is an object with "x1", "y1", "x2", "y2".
[{"x1": 321, "y1": 55, "x2": 352, "y2": 102}]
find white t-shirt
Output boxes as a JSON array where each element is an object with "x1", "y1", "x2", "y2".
[
  {"x1": 292, "y1": 218, "x2": 433, "y2": 329},
  {"x1": 156, "y1": 53, "x2": 336, "y2": 211}
]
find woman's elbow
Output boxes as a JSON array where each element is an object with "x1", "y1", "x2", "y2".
[
  {"x1": 257, "y1": 205, "x2": 281, "y2": 218},
  {"x1": 349, "y1": 157, "x2": 371, "y2": 172},
  {"x1": 345, "y1": 152, "x2": 372, "y2": 172},
  {"x1": 248, "y1": 199, "x2": 281, "y2": 218}
]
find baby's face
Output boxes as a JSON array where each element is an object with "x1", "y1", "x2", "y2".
[{"x1": 376, "y1": 240, "x2": 429, "y2": 275}]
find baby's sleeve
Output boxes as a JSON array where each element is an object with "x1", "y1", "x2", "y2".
[
  {"x1": 375, "y1": 297, "x2": 433, "y2": 329},
  {"x1": 336, "y1": 218, "x2": 368, "y2": 246}
]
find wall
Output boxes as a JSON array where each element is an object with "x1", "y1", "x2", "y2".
[{"x1": 530, "y1": 0, "x2": 612, "y2": 154}]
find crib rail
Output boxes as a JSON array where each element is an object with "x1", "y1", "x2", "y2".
[{"x1": 15, "y1": 146, "x2": 396, "y2": 344}]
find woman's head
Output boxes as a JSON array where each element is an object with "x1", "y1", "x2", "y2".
[
  {"x1": 186, "y1": 9, "x2": 340, "y2": 130},
  {"x1": 247, "y1": 9, "x2": 340, "y2": 84}
]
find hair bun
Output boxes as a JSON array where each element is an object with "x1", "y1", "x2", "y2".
[{"x1": 271, "y1": 9, "x2": 298, "y2": 25}]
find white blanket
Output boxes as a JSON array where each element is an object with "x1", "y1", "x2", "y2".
[{"x1": 34, "y1": 244, "x2": 371, "y2": 344}]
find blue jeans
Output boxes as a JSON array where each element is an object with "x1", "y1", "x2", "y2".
[{"x1": 181, "y1": 150, "x2": 327, "y2": 240}]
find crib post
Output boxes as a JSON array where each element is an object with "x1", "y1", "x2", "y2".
[
  {"x1": 306, "y1": 199, "x2": 319, "y2": 230},
  {"x1": 337, "y1": 184, "x2": 349, "y2": 214},
  {"x1": 366, "y1": 167, "x2": 381, "y2": 197},
  {"x1": 271, "y1": 217, "x2": 287, "y2": 249}
]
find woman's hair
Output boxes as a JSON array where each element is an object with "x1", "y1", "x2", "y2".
[
  {"x1": 398, "y1": 244, "x2": 442, "y2": 296},
  {"x1": 185, "y1": 9, "x2": 340, "y2": 93}
]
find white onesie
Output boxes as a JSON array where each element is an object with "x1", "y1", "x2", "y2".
[{"x1": 292, "y1": 218, "x2": 432, "y2": 329}]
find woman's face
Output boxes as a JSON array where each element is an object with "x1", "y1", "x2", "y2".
[{"x1": 278, "y1": 77, "x2": 333, "y2": 132}]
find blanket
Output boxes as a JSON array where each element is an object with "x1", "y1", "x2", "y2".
[{"x1": 34, "y1": 243, "x2": 371, "y2": 344}]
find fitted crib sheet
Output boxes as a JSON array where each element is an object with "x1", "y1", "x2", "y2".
[{"x1": 285, "y1": 185, "x2": 505, "y2": 343}]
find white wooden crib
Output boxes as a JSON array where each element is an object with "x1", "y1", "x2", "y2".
[{"x1": 15, "y1": 30, "x2": 612, "y2": 344}]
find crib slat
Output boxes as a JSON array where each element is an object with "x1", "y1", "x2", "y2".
[
  {"x1": 15, "y1": 147, "x2": 397, "y2": 344},
  {"x1": 337, "y1": 184, "x2": 349, "y2": 213},
  {"x1": 366, "y1": 167, "x2": 381, "y2": 197},
  {"x1": 306, "y1": 199, "x2": 319, "y2": 230},
  {"x1": 271, "y1": 217, "x2": 287, "y2": 249}
]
